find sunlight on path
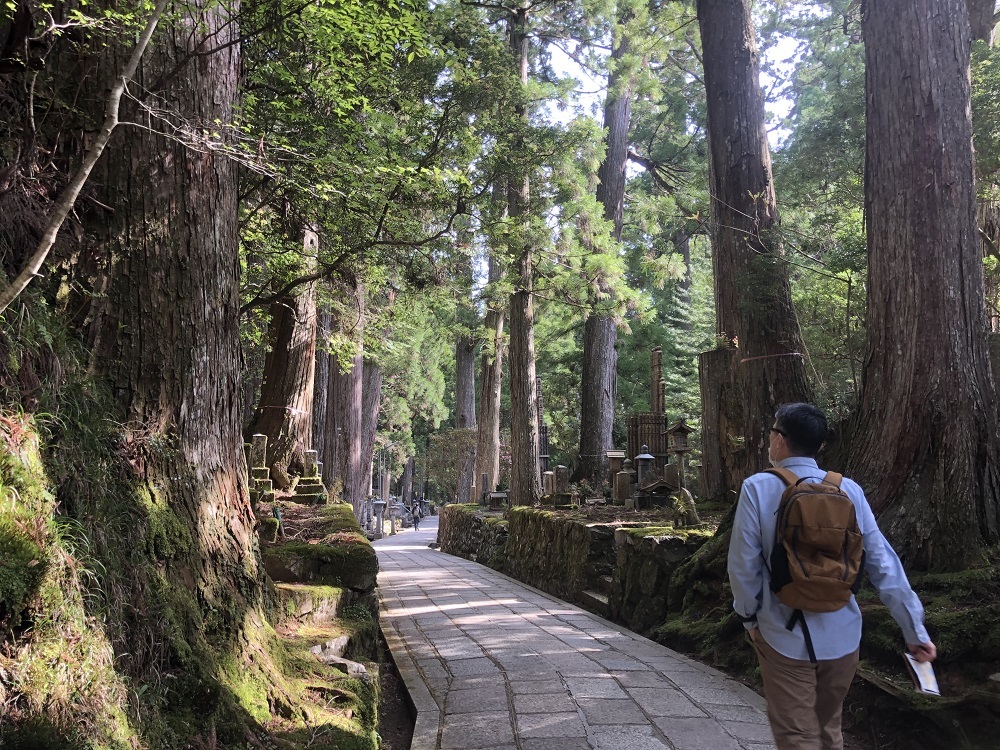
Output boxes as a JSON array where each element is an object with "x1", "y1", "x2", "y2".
[{"x1": 374, "y1": 516, "x2": 775, "y2": 750}]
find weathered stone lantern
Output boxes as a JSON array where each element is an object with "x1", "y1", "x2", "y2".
[
  {"x1": 667, "y1": 419, "x2": 694, "y2": 453},
  {"x1": 667, "y1": 419, "x2": 695, "y2": 491},
  {"x1": 635, "y1": 445, "x2": 655, "y2": 487},
  {"x1": 372, "y1": 499, "x2": 387, "y2": 540}
]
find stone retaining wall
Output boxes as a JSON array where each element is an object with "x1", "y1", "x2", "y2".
[
  {"x1": 437, "y1": 505, "x2": 711, "y2": 635},
  {"x1": 611, "y1": 526, "x2": 713, "y2": 633},
  {"x1": 437, "y1": 504, "x2": 509, "y2": 568},
  {"x1": 503, "y1": 508, "x2": 615, "y2": 603}
]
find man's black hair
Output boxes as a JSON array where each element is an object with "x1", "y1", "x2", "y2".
[{"x1": 774, "y1": 403, "x2": 828, "y2": 457}]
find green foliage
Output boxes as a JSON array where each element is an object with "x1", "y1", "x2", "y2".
[
  {"x1": 425, "y1": 428, "x2": 477, "y2": 502},
  {"x1": 973, "y1": 40, "x2": 1000, "y2": 185},
  {"x1": 0, "y1": 517, "x2": 47, "y2": 622}
]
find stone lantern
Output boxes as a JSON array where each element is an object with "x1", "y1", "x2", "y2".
[
  {"x1": 667, "y1": 419, "x2": 695, "y2": 491},
  {"x1": 372, "y1": 499, "x2": 387, "y2": 540},
  {"x1": 635, "y1": 445, "x2": 655, "y2": 487},
  {"x1": 667, "y1": 419, "x2": 694, "y2": 454}
]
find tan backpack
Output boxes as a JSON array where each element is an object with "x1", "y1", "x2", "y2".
[{"x1": 766, "y1": 468, "x2": 865, "y2": 614}]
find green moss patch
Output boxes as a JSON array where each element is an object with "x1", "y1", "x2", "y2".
[
  {"x1": 0, "y1": 518, "x2": 47, "y2": 621},
  {"x1": 264, "y1": 535, "x2": 378, "y2": 591}
]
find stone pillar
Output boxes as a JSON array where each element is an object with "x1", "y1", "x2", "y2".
[
  {"x1": 542, "y1": 471, "x2": 556, "y2": 496},
  {"x1": 250, "y1": 433, "x2": 268, "y2": 469},
  {"x1": 555, "y1": 465, "x2": 570, "y2": 493},
  {"x1": 304, "y1": 450, "x2": 319, "y2": 477},
  {"x1": 480, "y1": 473, "x2": 490, "y2": 505},
  {"x1": 249, "y1": 434, "x2": 274, "y2": 509},
  {"x1": 373, "y1": 500, "x2": 386, "y2": 539},
  {"x1": 606, "y1": 451, "x2": 625, "y2": 487},
  {"x1": 293, "y1": 449, "x2": 327, "y2": 505}
]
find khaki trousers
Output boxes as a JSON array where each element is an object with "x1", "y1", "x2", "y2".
[{"x1": 752, "y1": 635, "x2": 859, "y2": 750}]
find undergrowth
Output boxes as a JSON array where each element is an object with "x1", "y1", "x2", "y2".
[{"x1": 0, "y1": 297, "x2": 384, "y2": 748}]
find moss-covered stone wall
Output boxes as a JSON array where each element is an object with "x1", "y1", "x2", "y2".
[
  {"x1": 437, "y1": 504, "x2": 508, "y2": 569},
  {"x1": 437, "y1": 506, "x2": 712, "y2": 633},
  {"x1": 611, "y1": 526, "x2": 714, "y2": 634},
  {"x1": 502, "y1": 508, "x2": 615, "y2": 603}
]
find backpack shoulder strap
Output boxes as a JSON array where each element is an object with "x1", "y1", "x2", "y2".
[
  {"x1": 822, "y1": 471, "x2": 843, "y2": 488},
  {"x1": 765, "y1": 467, "x2": 799, "y2": 486}
]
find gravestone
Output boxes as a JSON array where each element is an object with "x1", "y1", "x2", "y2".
[{"x1": 555, "y1": 465, "x2": 570, "y2": 493}]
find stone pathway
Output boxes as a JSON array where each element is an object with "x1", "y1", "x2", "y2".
[{"x1": 374, "y1": 516, "x2": 776, "y2": 750}]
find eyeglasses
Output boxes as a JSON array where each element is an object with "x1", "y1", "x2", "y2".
[{"x1": 769, "y1": 426, "x2": 787, "y2": 438}]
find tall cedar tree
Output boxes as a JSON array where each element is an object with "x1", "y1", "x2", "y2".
[
  {"x1": 83, "y1": 0, "x2": 265, "y2": 668},
  {"x1": 849, "y1": 0, "x2": 1000, "y2": 570},
  {"x1": 697, "y1": 0, "x2": 813, "y2": 481},
  {"x1": 475, "y1": 251, "x2": 506, "y2": 496},
  {"x1": 321, "y1": 280, "x2": 366, "y2": 516},
  {"x1": 507, "y1": 2, "x2": 542, "y2": 506},
  {"x1": 361, "y1": 358, "x2": 383, "y2": 499},
  {"x1": 247, "y1": 230, "x2": 318, "y2": 489},
  {"x1": 576, "y1": 16, "x2": 633, "y2": 485},
  {"x1": 455, "y1": 225, "x2": 478, "y2": 501}
]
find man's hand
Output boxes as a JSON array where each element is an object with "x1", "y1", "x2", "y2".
[
  {"x1": 907, "y1": 641, "x2": 937, "y2": 663},
  {"x1": 748, "y1": 627, "x2": 761, "y2": 643}
]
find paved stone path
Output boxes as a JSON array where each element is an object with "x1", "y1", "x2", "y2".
[{"x1": 374, "y1": 516, "x2": 776, "y2": 750}]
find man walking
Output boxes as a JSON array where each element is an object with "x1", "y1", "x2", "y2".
[{"x1": 728, "y1": 403, "x2": 936, "y2": 750}]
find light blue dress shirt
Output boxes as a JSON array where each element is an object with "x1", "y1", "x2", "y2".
[{"x1": 728, "y1": 456, "x2": 931, "y2": 661}]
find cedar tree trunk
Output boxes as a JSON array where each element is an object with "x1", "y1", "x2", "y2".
[
  {"x1": 86, "y1": 0, "x2": 264, "y2": 665},
  {"x1": 577, "y1": 22, "x2": 632, "y2": 486},
  {"x1": 322, "y1": 281, "x2": 365, "y2": 517},
  {"x1": 475, "y1": 253, "x2": 505, "y2": 497},
  {"x1": 507, "y1": 4, "x2": 541, "y2": 505},
  {"x1": 247, "y1": 231, "x2": 318, "y2": 489},
  {"x1": 849, "y1": 0, "x2": 1000, "y2": 570},
  {"x1": 697, "y1": 0, "x2": 813, "y2": 478},
  {"x1": 312, "y1": 305, "x2": 332, "y2": 460},
  {"x1": 360, "y1": 358, "x2": 382, "y2": 501},
  {"x1": 455, "y1": 240, "x2": 478, "y2": 502}
]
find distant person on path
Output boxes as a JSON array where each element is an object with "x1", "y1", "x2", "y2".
[
  {"x1": 728, "y1": 402, "x2": 936, "y2": 750},
  {"x1": 411, "y1": 503, "x2": 421, "y2": 531}
]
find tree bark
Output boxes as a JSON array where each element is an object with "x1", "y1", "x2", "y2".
[
  {"x1": 507, "y1": 5, "x2": 541, "y2": 506},
  {"x1": 674, "y1": 230, "x2": 693, "y2": 332},
  {"x1": 697, "y1": 0, "x2": 813, "y2": 478},
  {"x1": 849, "y1": 0, "x2": 1000, "y2": 570},
  {"x1": 967, "y1": 0, "x2": 996, "y2": 44},
  {"x1": 312, "y1": 305, "x2": 332, "y2": 461},
  {"x1": 322, "y1": 281, "x2": 366, "y2": 517},
  {"x1": 475, "y1": 253, "x2": 505, "y2": 498},
  {"x1": 247, "y1": 230, "x2": 318, "y2": 490},
  {"x1": 576, "y1": 21, "x2": 632, "y2": 486},
  {"x1": 360, "y1": 358, "x2": 382, "y2": 501},
  {"x1": 455, "y1": 236, "x2": 478, "y2": 502},
  {"x1": 85, "y1": 0, "x2": 263, "y2": 663},
  {"x1": 401, "y1": 456, "x2": 414, "y2": 505}
]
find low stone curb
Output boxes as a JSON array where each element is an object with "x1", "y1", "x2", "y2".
[{"x1": 378, "y1": 586, "x2": 441, "y2": 750}]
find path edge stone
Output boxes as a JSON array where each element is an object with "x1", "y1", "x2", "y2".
[{"x1": 379, "y1": 587, "x2": 442, "y2": 750}]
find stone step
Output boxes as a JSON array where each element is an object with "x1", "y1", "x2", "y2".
[
  {"x1": 289, "y1": 492, "x2": 327, "y2": 506},
  {"x1": 295, "y1": 480, "x2": 325, "y2": 494},
  {"x1": 276, "y1": 582, "x2": 347, "y2": 625},
  {"x1": 598, "y1": 574, "x2": 613, "y2": 596},
  {"x1": 579, "y1": 589, "x2": 609, "y2": 618}
]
